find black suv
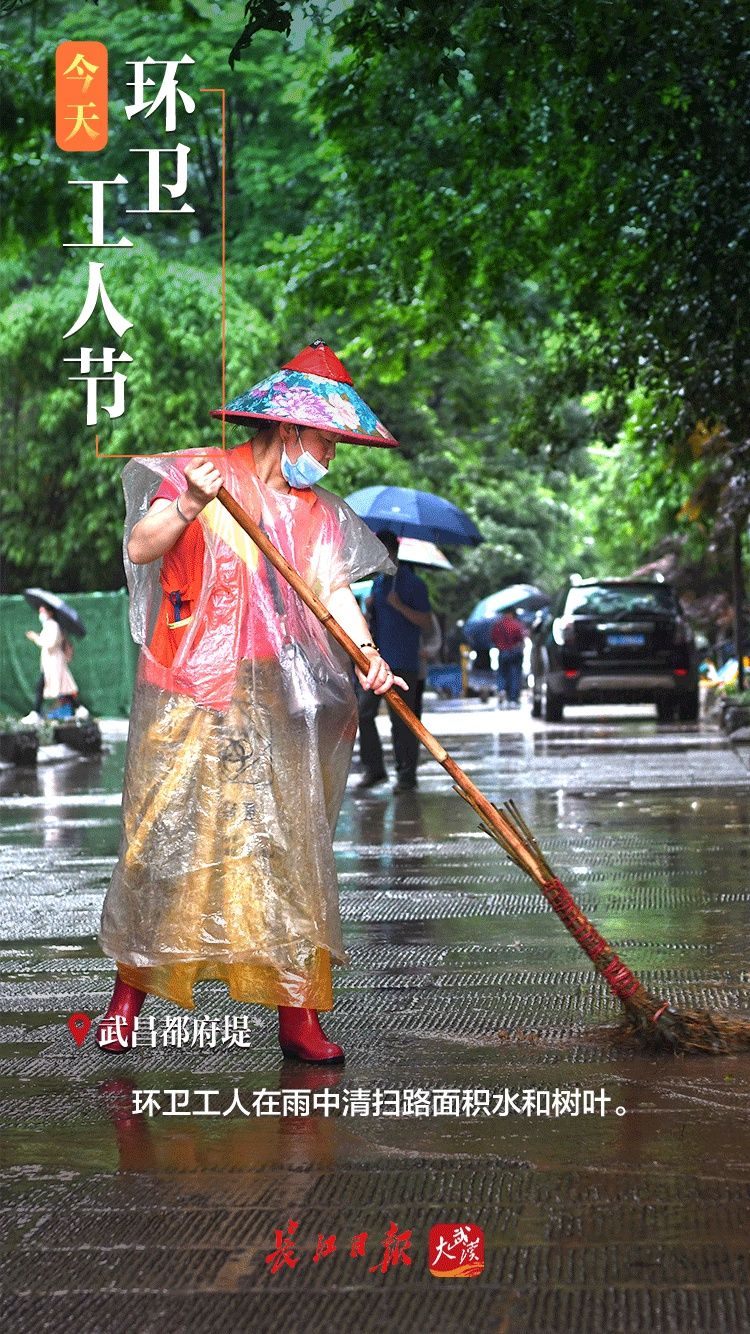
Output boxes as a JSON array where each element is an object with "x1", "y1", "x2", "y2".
[{"x1": 530, "y1": 577, "x2": 699, "y2": 722}]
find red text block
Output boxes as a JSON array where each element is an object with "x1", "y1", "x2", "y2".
[{"x1": 56, "y1": 41, "x2": 108, "y2": 152}]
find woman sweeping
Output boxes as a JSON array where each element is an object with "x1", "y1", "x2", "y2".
[{"x1": 97, "y1": 342, "x2": 404, "y2": 1062}]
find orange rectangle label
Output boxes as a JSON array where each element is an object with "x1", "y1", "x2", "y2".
[{"x1": 56, "y1": 41, "x2": 108, "y2": 152}]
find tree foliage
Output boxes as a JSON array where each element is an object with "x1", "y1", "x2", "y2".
[
  {"x1": 1, "y1": 1, "x2": 327, "y2": 273},
  {"x1": 280, "y1": 0, "x2": 750, "y2": 534},
  {"x1": 1, "y1": 0, "x2": 747, "y2": 617},
  {"x1": 0, "y1": 243, "x2": 276, "y2": 590}
]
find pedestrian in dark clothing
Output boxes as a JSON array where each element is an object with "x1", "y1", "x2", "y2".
[
  {"x1": 357, "y1": 530, "x2": 432, "y2": 791},
  {"x1": 415, "y1": 611, "x2": 442, "y2": 720},
  {"x1": 491, "y1": 608, "x2": 527, "y2": 707}
]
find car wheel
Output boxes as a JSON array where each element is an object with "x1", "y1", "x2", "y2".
[
  {"x1": 544, "y1": 688, "x2": 564, "y2": 722},
  {"x1": 656, "y1": 696, "x2": 676, "y2": 723},
  {"x1": 677, "y1": 689, "x2": 699, "y2": 722}
]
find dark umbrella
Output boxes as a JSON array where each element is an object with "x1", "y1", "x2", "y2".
[
  {"x1": 464, "y1": 584, "x2": 550, "y2": 649},
  {"x1": 345, "y1": 485, "x2": 483, "y2": 547},
  {"x1": 23, "y1": 588, "x2": 87, "y2": 638}
]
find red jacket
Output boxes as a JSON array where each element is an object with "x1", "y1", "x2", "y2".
[{"x1": 491, "y1": 614, "x2": 526, "y2": 651}]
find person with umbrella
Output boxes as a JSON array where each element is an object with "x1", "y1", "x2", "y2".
[
  {"x1": 344, "y1": 487, "x2": 481, "y2": 787},
  {"x1": 20, "y1": 591, "x2": 84, "y2": 723},
  {"x1": 463, "y1": 585, "x2": 550, "y2": 649},
  {"x1": 96, "y1": 342, "x2": 405, "y2": 1063},
  {"x1": 357, "y1": 529, "x2": 433, "y2": 791}
]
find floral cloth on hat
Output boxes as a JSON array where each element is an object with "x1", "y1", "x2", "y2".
[{"x1": 211, "y1": 340, "x2": 399, "y2": 448}]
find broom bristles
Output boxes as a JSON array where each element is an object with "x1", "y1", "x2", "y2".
[
  {"x1": 621, "y1": 1000, "x2": 750, "y2": 1054},
  {"x1": 455, "y1": 789, "x2": 750, "y2": 1055}
]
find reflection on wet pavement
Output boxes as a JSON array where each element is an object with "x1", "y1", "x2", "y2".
[{"x1": 1, "y1": 709, "x2": 749, "y2": 1331}]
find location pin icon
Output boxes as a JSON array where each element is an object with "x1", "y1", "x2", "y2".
[{"x1": 68, "y1": 1012, "x2": 92, "y2": 1047}]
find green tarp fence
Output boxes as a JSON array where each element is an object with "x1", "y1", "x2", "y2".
[{"x1": 0, "y1": 590, "x2": 139, "y2": 719}]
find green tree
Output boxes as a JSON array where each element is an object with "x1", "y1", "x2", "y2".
[
  {"x1": 1, "y1": 1, "x2": 328, "y2": 274},
  {"x1": 6, "y1": 0, "x2": 738, "y2": 617},
  {"x1": 0, "y1": 242, "x2": 275, "y2": 590},
  {"x1": 278, "y1": 0, "x2": 750, "y2": 534}
]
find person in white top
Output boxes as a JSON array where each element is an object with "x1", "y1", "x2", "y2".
[{"x1": 21, "y1": 606, "x2": 79, "y2": 721}]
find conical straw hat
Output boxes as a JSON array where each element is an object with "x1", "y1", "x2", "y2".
[{"x1": 210, "y1": 340, "x2": 399, "y2": 447}]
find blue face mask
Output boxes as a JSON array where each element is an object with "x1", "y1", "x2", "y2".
[{"x1": 280, "y1": 429, "x2": 329, "y2": 488}]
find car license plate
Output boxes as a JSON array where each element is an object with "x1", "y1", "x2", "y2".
[{"x1": 606, "y1": 633, "x2": 646, "y2": 647}]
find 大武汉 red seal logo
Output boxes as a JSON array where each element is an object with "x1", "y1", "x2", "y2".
[{"x1": 428, "y1": 1223, "x2": 484, "y2": 1278}]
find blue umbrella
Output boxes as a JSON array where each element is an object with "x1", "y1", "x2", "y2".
[
  {"x1": 464, "y1": 584, "x2": 550, "y2": 649},
  {"x1": 345, "y1": 485, "x2": 483, "y2": 547}
]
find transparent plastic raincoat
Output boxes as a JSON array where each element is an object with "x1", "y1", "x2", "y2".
[{"x1": 99, "y1": 444, "x2": 391, "y2": 1011}]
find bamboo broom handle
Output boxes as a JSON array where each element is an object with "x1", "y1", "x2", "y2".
[{"x1": 216, "y1": 485, "x2": 544, "y2": 884}]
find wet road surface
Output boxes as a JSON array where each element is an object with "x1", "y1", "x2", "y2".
[{"x1": 1, "y1": 702, "x2": 749, "y2": 1332}]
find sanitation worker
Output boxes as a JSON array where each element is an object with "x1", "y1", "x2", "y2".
[{"x1": 97, "y1": 342, "x2": 404, "y2": 1063}]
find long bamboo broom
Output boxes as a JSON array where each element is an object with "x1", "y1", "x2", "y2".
[{"x1": 217, "y1": 485, "x2": 750, "y2": 1055}]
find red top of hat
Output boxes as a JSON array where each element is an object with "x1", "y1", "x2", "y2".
[{"x1": 282, "y1": 340, "x2": 354, "y2": 385}]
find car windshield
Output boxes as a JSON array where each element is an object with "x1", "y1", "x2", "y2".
[{"x1": 565, "y1": 585, "x2": 676, "y2": 617}]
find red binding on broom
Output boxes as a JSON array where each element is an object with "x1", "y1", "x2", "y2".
[{"x1": 216, "y1": 485, "x2": 750, "y2": 1056}]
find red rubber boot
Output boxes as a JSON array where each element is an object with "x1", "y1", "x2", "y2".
[
  {"x1": 96, "y1": 976, "x2": 147, "y2": 1052},
  {"x1": 277, "y1": 1007, "x2": 345, "y2": 1064}
]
